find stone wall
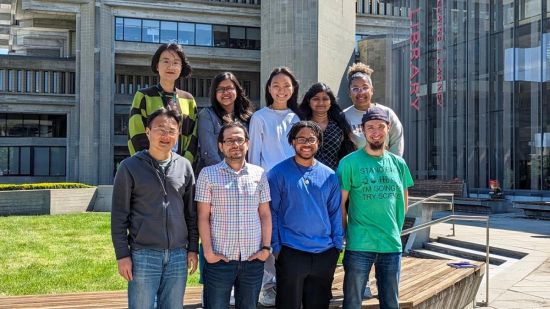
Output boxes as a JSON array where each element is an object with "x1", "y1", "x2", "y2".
[{"x1": 0, "y1": 188, "x2": 97, "y2": 216}]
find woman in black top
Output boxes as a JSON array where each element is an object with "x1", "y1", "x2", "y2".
[{"x1": 298, "y1": 82, "x2": 355, "y2": 170}]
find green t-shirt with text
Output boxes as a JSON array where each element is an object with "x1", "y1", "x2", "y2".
[{"x1": 338, "y1": 149, "x2": 413, "y2": 253}]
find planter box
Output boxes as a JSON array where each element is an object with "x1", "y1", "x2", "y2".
[{"x1": 0, "y1": 188, "x2": 97, "y2": 216}]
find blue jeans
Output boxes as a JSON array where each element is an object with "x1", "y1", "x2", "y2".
[
  {"x1": 204, "y1": 260, "x2": 264, "y2": 309},
  {"x1": 128, "y1": 248, "x2": 188, "y2": 309},
  {"x1": 343, "y1": 250, "x2": 401, "y2": 309}
]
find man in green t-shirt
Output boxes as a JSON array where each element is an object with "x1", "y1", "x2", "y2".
[{"x1": 337, "y1": 106, "x2": 413, "y2": 309}]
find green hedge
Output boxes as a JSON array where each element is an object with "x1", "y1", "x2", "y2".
[{"x1": 0, "y1": 183, "x2": 94, "y2": 191}]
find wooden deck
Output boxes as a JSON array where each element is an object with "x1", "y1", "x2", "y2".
[{"x1": 0, "y1": 257, "x2": 485, "y2": 309}]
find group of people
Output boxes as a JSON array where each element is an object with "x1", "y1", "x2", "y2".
[{"x1": 111, "y1": 42, "x2": 413, "y2": 309}]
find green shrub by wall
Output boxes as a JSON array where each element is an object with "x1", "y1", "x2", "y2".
[{"x1": 0, "y1": 183, "x2": 94, "y2": 191}]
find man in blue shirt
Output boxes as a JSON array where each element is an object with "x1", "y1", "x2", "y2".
[{"x1": 268, "y1": 121, "x2": 344, "y2": 309}]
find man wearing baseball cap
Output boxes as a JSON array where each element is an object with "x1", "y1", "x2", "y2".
[{"x1": 337, "y1": 106, "x2": 414, "y2": 309}]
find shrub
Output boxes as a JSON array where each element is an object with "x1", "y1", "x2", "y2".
[{"x1": 0, "y1": 183, "x2": 94, "y2": 191}]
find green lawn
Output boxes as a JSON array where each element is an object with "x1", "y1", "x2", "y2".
[{"x1": 0, "y1": 213, "x2": 199, "y2": 296}]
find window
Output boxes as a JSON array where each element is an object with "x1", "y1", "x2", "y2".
[
  {"x1": 17, "y1": 70, "x2": 23, "y2": 92},
  {"x1": 213, "y1": 25, "x2": 229, "y2": 47},
  {"x1": 142, "y1": 20, "x2": 160, "y2": 43},
  {"x1": 0, "y1": 69, "x2": 4, "y2": 91},
  {"x1": 230, "y1": 26, "x2": 246, "y2": 49},
  {"x1": 50, "y1": 147, "x2": 66, "y2": 176},
  {"x1": 7, "y1": 69, "x2": 14, "y2": 92},
  {"x1": 26, "y1": 71, "x2": 32, "y2": 92},
  {"x1": 35, "y1": 71, "x2": 41, "y2": 92},
  {"x1": 178, "y1": 23, "x2": 195, "y2": 45},
  {"x1": 44, "y1": 71, "x2": 50, "y2": 93},
  {"x1": 33, "y1": 147, "x2": 50, "y2": 176},
  {"x1": 1, "y1": 113, "x2": 66, "y2": 137},
  {"x1": 114, "y1": 114, "x2": 129, "y2": 135},
  {"x1": 123, "y1": 18, "x2": 141, "y2": 42},
  {"x1": 115, "y1": 17, "x2": 124, "y2": 40},
  {"x1": 160, "y1": 21, "x2": 178, "y2": 43},
  {"x1": 196, "y1": 24, "x2": 213, "y2": 46},
  {"x1": 246, "y1": 27, "x2": 260, "y2": 50}
]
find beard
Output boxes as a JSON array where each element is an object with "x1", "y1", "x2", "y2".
[{"x1": 368, "y1": 141, "x2": 384, "y2": 151}]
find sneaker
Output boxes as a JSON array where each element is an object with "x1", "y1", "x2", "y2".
[
  {"x1": 258, "y1": 287, "x2": 276, "y2": 307},
  {"x1": 230, "y1": 287, "x2": 235, "y2": 306},
  {"x1": 363, "y1": 285, "x2": 373, "y2": 299}
]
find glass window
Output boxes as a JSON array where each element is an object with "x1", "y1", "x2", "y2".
[
  {"x1": 35, "y1": 71, "x2": 41, "y2": 92},
  {"x1": 0, "y1": 69, "x2": 4, "y2": 91},
  {"x1": 246, "y1": 27, "x2": 260, "y2": 50},
  {"x1": 519, "y1": 0, "x2": 541, "y2": 22},
  {"x1": 8, "y1": 69, "x2": 14, "y2": 92},
  {"x1": 49, "y1": 114, "x2": 67, "y2": 138},
  {"x1": 213, "y1": 25, "x2": 229, "y2": 47},
  {"x1": 20, "y1": 147, "x2": 30, "y2": 175},
  {"x1": 8, "y1": 147, "x2": 19, "y2": 175},
  {"x1": 0, "y1": 113, "x2": 5, "y2": 136},
  {"x1": 26, "y1": 71, "x2": 32, "y2": 92},
  {"x1": 142, "y1": 19, "x2": 160, "y2": 43},
  {"x1": 44, "y1": 71, "x2": 50, "y2": 93},
  {"x1": 0, "y1": 147, "x2": 7, "y2": 175},
  {"x1": 17, "y1": 70, "x2": 22, "y2": 92},
  {"x1": 178, "y1": 22, "x2": 195, "y2": 45},
  {"x1": 34, "y1": 147, "x2": 50, "y2": 176},
  {"x1": 23, "y1": 114, "x2": 39, "y2": 137},
  {"x1": 123, "y1": 18, "x2": 141, "y2": 42},
  {"x1": 115, "y1": 17, "x2": 124, "y2": 40},
  {"x1": 196, "y1": 24, "x2": 212, "y2": 46},
  {"x1": 50, "y1": 147, "x2": 66, "y2": 176},
  {"x1": 114, "y1": 114, "x2": 129, "y2": 135},
  {"x1": 160, "y1": 21, "x2": 177, "y2": 43},
  {"x1": 7, "y1": 114, "x2": 23, "y2": 136},
  {"x1": 229, "y1": 26, "x2": 246, "y2": 49}
]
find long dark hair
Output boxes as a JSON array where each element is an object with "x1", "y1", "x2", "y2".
[
  {"x1": 298, "y1": 82, "x2": 356, "y2": 158},
  {"x1": 264, "y1": 67, "x2": 299, "y2": 113},
  {"x1": 209, "y1": 72, "x2": 254, "y2": 124}
]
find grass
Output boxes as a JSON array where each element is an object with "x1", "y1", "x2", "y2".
[{"x1": 0, "y1": 213, "x2": 199, "y2": 296}]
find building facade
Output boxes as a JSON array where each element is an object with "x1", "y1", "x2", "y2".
[
  {"x1": 0, "y1": 0, "x2": 408, "y2": 185},
  {"x1": 363, "y1": 0, "x2": 550, "y2": 197}
]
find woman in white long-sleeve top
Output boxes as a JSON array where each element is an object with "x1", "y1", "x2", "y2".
[
  {"x1": 248, "y1": 67, "x2": 300, "y2": 172},
  {"x1": 248, "y1": 66, "x2": 300, "y2": 307}
]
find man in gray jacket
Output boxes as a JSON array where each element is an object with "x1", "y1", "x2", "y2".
[{"x1": 111, "y1": 108, "x2": 198, "y2": 309}]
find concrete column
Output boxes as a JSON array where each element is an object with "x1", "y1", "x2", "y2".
[
  {"x1": 77, "y1": 1, "x2": 97, "y2": 184},
  {"x1": 98, "y1": 2, "x2": 114, "y2": 184},
  {"x1": 260, "y1": 0, "x2": 355, "y2": 106}
]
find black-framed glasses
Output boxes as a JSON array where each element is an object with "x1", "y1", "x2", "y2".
[
  {"x1": 295, "y1": 137, "x2": 318, "y2": 145},
  {"x1": 223, "y1": 138, "x2": 247, "y2": 146},
  {"x1": 216, "y1": 86, "x2": 236, "y2": 93}
]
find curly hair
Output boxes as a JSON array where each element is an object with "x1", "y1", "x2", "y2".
[
  {"x1": 347, "y1": 62, "x2": 374, "y2": 87},
  {"x1": 209, "y1": 72, "x2": 254, "y2": 124},
  {"x1": 287, "y1": 120, "x2": 323, "y2": 147}
]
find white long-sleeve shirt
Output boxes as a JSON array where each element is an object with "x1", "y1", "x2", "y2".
[
  {"x1": 248, "y1": 107, "x2": 300, "y2": 171},
  {"x1": 343, "y1": 103, "x2": 404, "y2": 156}
]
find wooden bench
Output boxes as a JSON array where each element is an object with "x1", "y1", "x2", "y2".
[
  {"x1": 408, "y1": 179, "x2": 466, "y2": 199},
  {"x1": 514, "y1": 201, "x2": 550, "y2": 219},
  {"x1": 0, "y1": 257, "x2": 485, "y2": 309}
]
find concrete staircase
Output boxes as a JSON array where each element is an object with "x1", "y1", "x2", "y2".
[{"x1": 409, "y1": 236, "x2": 527, "y2": 276}]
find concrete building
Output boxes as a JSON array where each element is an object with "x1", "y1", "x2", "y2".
[{"x1": 0, "y1": 0, "x2": 408, "y2": 185}]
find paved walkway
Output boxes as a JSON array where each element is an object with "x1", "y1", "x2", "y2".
[{"x1": 430, "y1": 211, "x2": 550, "y2": 309}]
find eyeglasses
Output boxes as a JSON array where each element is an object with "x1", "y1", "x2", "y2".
[
  {"x1": 223, "y1": 138, "x2": 247, "y2": 146},
  {"x1": 295, "y1": 137, "x2": 318, "y2": 145},
  {"x1": 350, "y1": 86, "x2": 371, "y2": 94},
  {"x1": 216, "y1": 86, "x2": 236, "y2": 93},
  {"x1": 151, "y1": 127, "x2": 178, "y2": 137},
  {"x1": 159, "y1": 59, "x2": 182, "y2": 68}
]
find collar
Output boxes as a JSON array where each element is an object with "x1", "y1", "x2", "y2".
[{"x1": 219, "y1": 160, "x2": 249, "y2": 174}]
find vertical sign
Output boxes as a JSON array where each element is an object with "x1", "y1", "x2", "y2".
[{"x1": 409, "y1": 4, "x2": 421, "y2": 111}]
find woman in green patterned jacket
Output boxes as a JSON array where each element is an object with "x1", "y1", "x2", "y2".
[{"x1": 127, "y1": 43, "x2": 198, "y2": 164}]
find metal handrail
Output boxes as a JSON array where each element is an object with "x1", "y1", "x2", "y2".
[
  {"x1": 408, "y1": 193, "x2": 456, "y2": 235},
  {"x1": 401, "y1": 214, "x2": 490, "y2": 306}
]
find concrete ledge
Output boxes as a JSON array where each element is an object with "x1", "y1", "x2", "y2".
[
  {"x1": 0, "y1": 188, "x2": 97, "y2": 216},
  {"x1": 514, "y1": 201, "x2": 550, "y2": 220}
]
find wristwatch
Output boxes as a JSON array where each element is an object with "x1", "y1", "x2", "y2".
[{"x1": 261, "y1": 245, "x2": 273, "y2": 254}]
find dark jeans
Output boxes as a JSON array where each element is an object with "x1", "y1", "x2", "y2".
[
  {"x1": 275, "y1": 246, "x2": 340, "y2": 309},
  {"x1": 203, "y1": 260, "x2": 264, "y2": 309},
  {"x1": 342, "y1": 250, "x2": 401, "y2": 309}
]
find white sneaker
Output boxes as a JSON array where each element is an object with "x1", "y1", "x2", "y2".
[
  {"x1": 363, "y1": 285, "x2": 373, "y2": 299},
  {"x1": 230, "y1": 287, "x2": 235, "y2": 306},
  {"x1": 258, "y1": 287, "x2": 276, "y2": 307}
]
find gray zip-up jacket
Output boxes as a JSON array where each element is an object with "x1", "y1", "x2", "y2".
[{"x1": 111, "y1": 150, "x2": 198, "y2": 260}]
